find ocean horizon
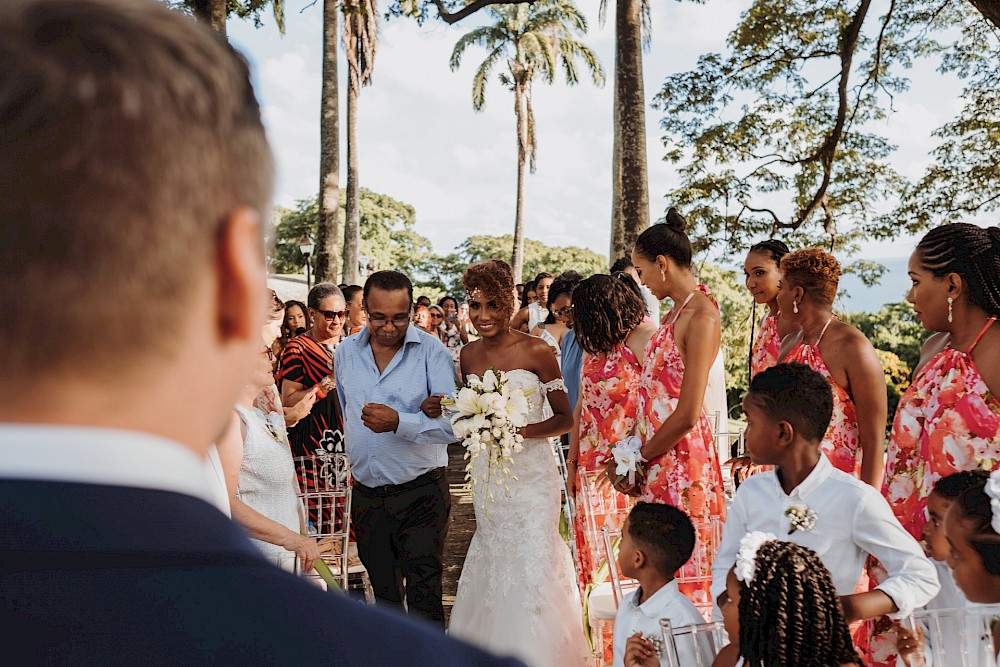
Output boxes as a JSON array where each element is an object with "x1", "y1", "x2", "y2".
[{"x1": 837, "y1": 256, "x2": 910, "y2": 314}]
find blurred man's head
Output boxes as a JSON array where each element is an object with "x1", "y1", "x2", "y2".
[{"x1": 0, "y1": 0, "x2": 273, "y2": 451}]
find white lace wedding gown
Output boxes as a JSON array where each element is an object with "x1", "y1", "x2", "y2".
[{"x1": 449, "y1": 370, "x2": 590, "y2": 667}]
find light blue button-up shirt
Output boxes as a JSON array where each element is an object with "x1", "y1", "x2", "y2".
[{"x1": 334, "y1": 325, "x2": 458, "y2": 488}]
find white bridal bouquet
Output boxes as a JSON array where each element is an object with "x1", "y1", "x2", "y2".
[{"x1": 442, "y1": 369, "x2": 534, "y2": 497}]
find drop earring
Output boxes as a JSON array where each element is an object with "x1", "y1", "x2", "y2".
[
  {"x1": 948, "y1": 296, "x2": 953, "y2": 323},
  {"x1": 660, "y1": 269, "x2": 666, "y2": 282},
  {"x1": 793, "y1": 300, "x2": 799, "y2": 314}
]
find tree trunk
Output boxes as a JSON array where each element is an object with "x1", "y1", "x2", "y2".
[
  {"x1": 616, "y1": 0, "x2": 649, "y2": 255},
  {"x1": 511, "y1": 83, "x2": 528, "y2": 285},
  {"x1": 315, "y1": 0, "x2": 341, "y2": 285},
  {"x1": 191, "y1": 0, "x2": 227, "y2": 36},
  {"x1": 969, "y1": 0, "x2": 1000, "y2": 29},
  {"x1": 343, "y1": 73, "x2": 361, "y2": 285},
  {"x1": 609, "y1": 55, "x2": 624, "y2": 263}
]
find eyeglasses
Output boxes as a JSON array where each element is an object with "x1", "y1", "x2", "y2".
[
  {"x1": 552, "y1": 307, "x2": 573, "y2": 318},
  {"x1": 368, "y1": 314, "x2": 411, "y2": 327},
  {"x1": 315, "y1": 309, "x2": 348, "y2": 321},
  {"x1": 262, "y1": 347, "x2": 275, "y2": 362}
]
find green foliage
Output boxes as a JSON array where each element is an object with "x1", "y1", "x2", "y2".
[
  {"x1": 169, "y1": 0, "x2": 285, "y2": 32},
  {"x1": 270, "y1": 189, "x2": 433, "y2": 284},
  {"x1": 424, "y1": 235, "x2": 610, "y2": 296},
  {"x1": 655, "y1": 0, "x2": 1000, "y2": 261}
]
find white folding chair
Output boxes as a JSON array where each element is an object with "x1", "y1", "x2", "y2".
[
  {"x1": 903, "y1": 605, "x2": 1000, "y2": 667},
  {"x1": 294, "y1": 453, "x2": 374, "y2": 602},
  {"x1": 660, "y1": 618, "x2": 728, "y2": 667}
]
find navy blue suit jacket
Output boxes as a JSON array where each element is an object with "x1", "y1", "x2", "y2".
[{"x1": 0, "y1": 480, "x2": 523, "y2": 666}]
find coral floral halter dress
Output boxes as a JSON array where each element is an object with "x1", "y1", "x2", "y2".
[
  {"x1": 638, "y1": 285, "x2": 727, "y2": 609},
  {"x1": 750, "y1": 312, "x2": 781, "y2": 377},
  {"x1": 784, "y1": 315, "x2": 862, "y2": 477},
  {"x1": 884, "y1": 317, "x2": 1000, "y2": 540}
]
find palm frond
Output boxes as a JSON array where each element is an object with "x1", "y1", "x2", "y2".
[
  {"x1": 471, "y1": 45, "x2": 506, "y2": 110},
  {"x1": 450, "y1": 26, "x2": 503, "y2": 71}
]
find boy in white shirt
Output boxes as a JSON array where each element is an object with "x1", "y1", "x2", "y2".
[
  {"x1": 711, "y1": 363, "x2": 939, "y2": 627},
  {"x1": 615, "y1": 502, "x2": 707, "y2": 667},
  {"x1": 897, "y1": 470, "x2": 991, "y2": 666}
]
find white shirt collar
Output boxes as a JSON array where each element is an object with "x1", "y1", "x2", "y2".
[
  {"x1": 628, "y1": 579, "x2": 683, "y2": 618},
  {"x1": 773, "y1": 453, "x2": 832, "y2": 501},
  {"x1": 0, "y1": 424, "x2": 218, "y2": 505}
]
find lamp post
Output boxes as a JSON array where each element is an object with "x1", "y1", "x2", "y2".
[{"x1": 298, "y1": 234, "x2": 315, "y2": 290}]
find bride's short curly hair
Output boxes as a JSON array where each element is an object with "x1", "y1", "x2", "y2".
[{"x1": 463, "y1": 259, "x2": 516, "y2": 322}]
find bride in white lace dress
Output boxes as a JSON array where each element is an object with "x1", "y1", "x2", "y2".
[{"x1": 449, "y1": 260, "x2": 590, "y2": 667}]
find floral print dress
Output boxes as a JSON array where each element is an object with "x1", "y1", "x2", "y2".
[
  {"x1": 638, "y1": 285, "x2": 727, "y2": 608},
  {"x1": 784, "y1": 316, "x2": 862, "y2": 477},
  {"x1": 750, "y1": 312, "x2": 781, "y2": 377},
  {"x1": 884, "y1": 317, "x2": 1000, "y2": 540},
  {"x1": 573, "y1": 344, "x2": 641, "y2": 592}
]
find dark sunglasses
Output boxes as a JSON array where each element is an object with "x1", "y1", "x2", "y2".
[
  {"x1": 315, "y1": 309, "x2": 348, "y2": 321},
  {"x1": 430, "y1": 313, "x2": 444, "y2": 319}
]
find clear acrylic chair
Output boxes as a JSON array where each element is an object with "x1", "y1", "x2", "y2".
[
  {"x1": 660, "y1": 618, "x2": 729, "y2": 667},
  {"x1": 294, "y1": 453, "x2": 374, "y2": 602},
  {"x1": 579, "y1": 469, "x2": 635, "y2": 586},
  {"x1": 902, "y1": 605, "x2": 1000, "y2": 667},
  {"x1": 675, "y1": 515, "x2": 724, "y2": 621}
]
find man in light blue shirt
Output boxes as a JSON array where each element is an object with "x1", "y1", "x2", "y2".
[{"x1": 335, "y1": 270, "x2": 457, "y2": 626}]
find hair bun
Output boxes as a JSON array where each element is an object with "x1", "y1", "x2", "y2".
[{"x1": 664, "y1": 207, "x2": 688, "y2": 233}]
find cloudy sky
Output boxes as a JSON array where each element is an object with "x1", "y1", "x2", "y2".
[{"x1": 228, "y1": 0, "x2": 967, "y2": 264}]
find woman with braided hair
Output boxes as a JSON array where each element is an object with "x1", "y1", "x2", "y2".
[
  {"x1": 713, "y1": 537, "x2": 864, "y2": 667},
  {"x1": 777, "y1": 248, "x2": 887, "y2": 488},
  {"x1": 884, "y1": 224, "x2": 1000, "y2": 541},
  {"x1": 743, "y1": 239, "x2": 792, "y2": 377}
]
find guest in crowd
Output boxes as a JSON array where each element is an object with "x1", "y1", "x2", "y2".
[
  {"x1": 334, "y1": 271, "x2": 458, "y2": 626},
  {"x1": 416, "y1": 294, "x2": 432, "y2": 309},
  {"x1": 284, "y1": 299, "x2": 310, "y2": 340},
  {"x1": 0, "y1": 0, "x2": 521, "y2": 663},
  {"x1": 616, "y1": 504, "x2": 704, "y2": 667},
  {"x1": 439, "y1": 295, "x2": 470, "y2": 365},
  {"x1": 568, "y1": 275, "x2": 655, "y2": 589},
  {"x1": 530, "y1": 272, "x2": 581, "y2": 364},
  {"x1": 427, "y1": 304, "x2": 447, "y2": 343},
  {"x1": 942, "y1": 471, "x2": 1000, "y2": 604},
  {"x1": 896, "y1": 471, "x2": 989, "y2": 666},
  {"x1": 743, "y1": 239, "x2": 791, "y2": 377},
  {"x1": 522, "y1": 280, "x2": 538, "y2": 307},
  {"x1": 777, "y1": 248, "x2": 887, "y2": 488},
  {"x1": 629, "y1": 208, "x2": 728, "y2": 607},
  {"x1": 413, "y1": 304, "x2": 432, "y2": 332},
  {"x1": 712, "y1": 364, "x2": 939, "y2": 631},
  {"x1": 279, "y1": 283, "x2": 346, "y2": 469},
  {"x1": 611, "y1": 256, "x2": 661, "y2": 321},
  {"x1": 515, "y1": 283, "x2": 525, "y2": 305},
  {"x1": 713, "y1": 538, "x2": 863, "y2": 667},
  {"x1": 458, "y1": 301, "x2": 477, "y2": 338},
  {"x1": 217, "y1": 307, "x2": 319, "y2": 572},
  {"x1": 884, "y1": 223, "x2": 1000, "y2": 539},
  {"x1": 343, "y1": 285, "x2": 366, "y2": 336},
  {"x1": 512, "y1": 272, "x2": 554, "y2": 331}
]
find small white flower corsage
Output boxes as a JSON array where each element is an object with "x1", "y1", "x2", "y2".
[
  {"x1": 985, "y1": 470, "x2": 1000, "y2": 534},
  {"x1": 784, "y1": 503, "x2": 818, "y2": 534},
  {"x1": 610, "y1": 435, "x2": 645, "y2": 485},
  {"x1": 734, "y1": 531, "x2": 777, "y2": 584}
]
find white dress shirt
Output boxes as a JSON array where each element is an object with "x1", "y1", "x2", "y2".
[
  {"x1": 711, "y1": 455, "x2": 939, "y2": 620},
  {"x1": 0, "y1": 424, "x2": 222, "y2": 509},
  {"x1": 613, "y1": 579, "x2": 707, "y2": 667}
]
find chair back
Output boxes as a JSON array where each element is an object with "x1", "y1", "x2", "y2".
[
  {"x1": 660, "y1": 618, "x2": 728, "y2": 667},
  {"x1": 582, "y1": 470, "x2": 635, "y2": 584},
  {"x1": 294, "y1": 452, "x2": 352, "y2": 588},
  {"x1": 903, "y1": 605, "x2": 1000, "y2": 667}
]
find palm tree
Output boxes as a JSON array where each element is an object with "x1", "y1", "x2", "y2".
[
  {"x1": 451, "y1": 0, "x2": 604, "y2": 284},
  {"x1": 186, "y1": 0, "x2": 286, "y2": 38},
  {"x1": 341, "y1": 0, "x2": 378, "y2": 285},
  {"x1": 314, "y1": 0, "x2": 341, "y2": 283}
]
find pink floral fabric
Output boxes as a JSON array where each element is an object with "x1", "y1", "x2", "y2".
[
  {"x1": 637, "y1": 285, "x2": 727, "y2": 607},
  {"x1": 750, "y1": 313, "x2": 781, "y2": 377},
  {"x1": 573, "y1": 344, "x2": 641, "y2": 590},
  {"x1": 785, "y1": 342, "x2": 862, "y2": 477},
  {"x1": 883, "y1": 338, "x2": 1000, "y2": 541}
]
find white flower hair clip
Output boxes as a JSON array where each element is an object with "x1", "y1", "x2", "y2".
[
  {"x1": 734, "y1": 531, "x2": 777, "y2": 584},
  {"x1": 985, "y1": 470, "x2": 1000, "y2": 534}
]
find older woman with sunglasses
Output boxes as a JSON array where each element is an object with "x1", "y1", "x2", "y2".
[{"x1": 279, "y1": 283, "x2": 347, "y2": 468}]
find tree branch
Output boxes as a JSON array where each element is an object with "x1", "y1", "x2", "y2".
[{"x1": 431, "y1": 0, "x2": 534, "y2": 24}]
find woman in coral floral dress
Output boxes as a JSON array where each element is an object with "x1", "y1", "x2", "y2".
[
  {"x1": 744, "y1": 239, "x2": 791, "y2": 377},
  {"x1": 777, "y1": 248, "x2": 887, "y2": 489},
  {"x1": 566, "y1": 275, "x2": 656, "y2": 592},
  {"x1": 628, "y1": 208, "x2": 728, "y2": 609},
  {"x1": 884, "y1": 224, "x2": 1000, "y2": 541}
]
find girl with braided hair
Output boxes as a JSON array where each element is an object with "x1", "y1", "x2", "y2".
[
  {"x1": 743, "y1": 239, "x2": 792, "y2": 377},
  {"x1": 714, "y1": 536, "x2": 864, "y2": 667},
  {"x1": 884, "y1": 223, "x2": 1000, "y2": 542},
  {"x1": 777, "y1": 248, "x2": 887, "y2": 488}
]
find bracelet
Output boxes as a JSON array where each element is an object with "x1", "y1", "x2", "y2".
[{"x1": 566, "y1": 458, "x2": 578, "y2": 465}]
